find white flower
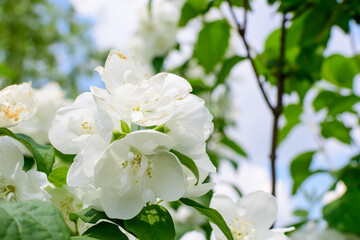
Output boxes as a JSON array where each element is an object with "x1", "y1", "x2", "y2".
[
  {"x1": 290, "y1": 222, "x2": 359, "y2": 240},
  {"x1": 46, "y1": 185, "x2": 83, "y2": 232},
  {"x1": 129, "y1": 0, "x2": 180, "y2": 64},
  {"x1": 180, "y1": 231, "x2": 207, "y2": 240},
  {"x1": 0, "y1": 82, "x2": 37, "y2": 128},
  {"x1": 322, "y1": 181, "x2": 347, "y2": 205},
  {"x1": 165, "y1": 94, "x2": 215, "y2": 172},
  {"x1": 94, "y1": 130, "x2": 186, "y2": 219},
  {"x1": 92, "y1": 50, "x2": 192, "y2": 126},
  {"x1": 49, "y1": 92, "x2": 113, "y2": 154},
  {"x1": 0, "y1": 137, "x2": 49, "y2": 202},
  {"x1": 210, "y1": 192, "x2": 290, "y2": 240},
  {"x1": 11, "y1": 82, "x2": 72, "y2": 144}
]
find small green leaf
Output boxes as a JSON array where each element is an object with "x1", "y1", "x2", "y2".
[
  {"x1": 170, "y1": 149, "x2": 199, "y2": 185},
  {"x1": 216, "y1": 55, "x2": 246, "y2": 88},
  {"x1": 278, "y1": 104, "x2": 302, "y2": 144},
  {"x1": 0, "y1": 200, "x2": 71, "y2": 240},
  {"x1": 82, "y1": 222, "x2": 129, "y2": 240},
  {"x1": 320, "y1": 120, "x2": 351, "y2": 144},
  {"x1": 0, "y1": 128, "x2": 55, "y2": 175},
  {"x1": 178, "y1": 0, "x2": 207, "y2": 27},
  {"x1": 124, "y1": 205, "x2": 175, "y2": 240},
  {"x1": 70, "y1": 207, "x2": 108, "y2": 224},
  {"x1": 111, "y1": 130, "x2": 127, "y2": 142},
  {"x1": 290, "y1": 151, "x2": 316, "y2": 194},
  {"x1": 194, "y1": 20, "x2": 231, "y2": 73},
  {"x1": 48, "y1": 167, "x2": 69, "y2": 188},
  {"x1": 313, "y1": 91, "x2": 360, "y2": 116},
  {"x1": 152, "y1": 56, "x2": 165, "y2": 73},
  {"x1": 55, "y1": 149, "x2": 76, "y2": 163},
  {"x1": 323, "y1": 190, "x2": 360, "y2": 235},
  {"x1": 322, "y1": 54, "x2": 358, "y2": 89},
  {"x1": 154, "y1": 124, "x2": 170, "y2": 134},
  {"x1": 180, "y1": 198, "x2": 234, "y2": 240},
  {"x1": 220, "y1": 136, "x2": 247, "y2": 157},
  {"x1": 120, "y1": 120, "x2": 131, "y2": 134},
  {"x1": 293, "y1": 209, "x2": 308, "y2": 218}
]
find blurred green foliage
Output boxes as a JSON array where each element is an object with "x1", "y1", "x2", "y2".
[{"x1": 0, "y1": 0, "x2": 105, "y2": 97}]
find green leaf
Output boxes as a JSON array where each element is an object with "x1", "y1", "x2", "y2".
[
  {"x1": 170, "y1": 149, "x2": 199, "y2": 185},
  {"x1": 124, "y1": 205, "x2": 175, "y2": 240},
  {"x1": 320, "y1": 120, "x2": 352, "y2": 144},
  {"x1": 180, "y1": 198, "x2": 233, "y2": 240},
  {"x1": 82, "y1": 222, "x2": 128, "y2": 240},
  {"x1": 48, "y1": 167, "x2": 69, "y2": 188},
  {"x1": 55, "y1": 149, "x2": 76, "y2": 163},
  {"x1": 220, "y1": 136, "x2": 247, "y2": 157},
  {"x1": 0, "y1": 200, "x2": 71, "y2": 240},
  {"x1": 278, "y1": 104, "x2": 302, "y2": 144},
  {"x1": 111, "y1": 130, "x2": 127, "y2": 142},
  {"x1": 290, "y1": 151, "x2": 316, "y2": 194},
  {"x1": 120, "y1": 120, "x2": 131, "y2": 134},
  {"x1": 178, "y1": 0, "x2": 207, "y2": 27},
  {"x1": 293, "y1": 209, "x2": 308, "y2": 218},
  {"x1": 323, "y1": 190, "x2": 360, "y2": 235},
  {"x1": 215, "y1": 55, "x2": 246, "y2": 88},
  {"x1": 313, "y1": 91, "x2": 360, "y2": 116},
  {"x1": 0, "y1": 128, "x2": 55, "y2": 175},
  {"x1": 322, "y1": 54, "x2": 358, "y2": 89},
  {"x1": 70, "y1": 207, "x2": 108, "y2": 224},
  {"x1": 152, "y1": 56, "x2": 165, "y2": 73},
  {"x1": 194, "y1": 20, "x2": 231, "y2": 73}
]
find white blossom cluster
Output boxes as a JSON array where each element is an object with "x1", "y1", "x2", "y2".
[
  {"x1": 0, "y1": 54, "x2": 293, "y2": 240},
  {"x1": 49, "y1": 49, "x2": 216, "y2": 220},
  {"x1": 0, "y1": 82, "x2": 50, "y2": 203}
]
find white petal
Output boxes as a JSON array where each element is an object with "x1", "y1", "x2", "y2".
[
  {"x1": 147, "y1": 151, "x2": 186, "y2": 201},
  {"x1": 210, "y1": 194, "x2": 237, "y2": 240},
  {"x1": 210, "y1": 194, "x2": 238, "y2": 223},
  {"x1": 101, "y1": 184, "x2": 145, "y2": 220},
  {"x1": 94, "y1": 139, "x2": 130, "y2": 188},
  {"x1": 236, "y1": 191, "x2": 278, "y2": 230},
  {"x1": 67, "y1": 135, "x2": 107, "y2": 187},
  {"x1": 196, "y1": 154, "x2": 216, "y2": 173},
  {"x1": 124, "y1": 130, "x2": 173, "y2": 154},
  {"x1": 183, "y1": 182, "x2": 215, "y2": 198},
  {"x1": 0, "y1": 137, "x2": 23, "y2": 178},
  {"x1": 14, "y1": 168, "x2": 50, "y2": 202},
  {"x1": 103, "y1": 49, "x2": 146, "y2": 85},
  {"x1": 254, "y1": 229, "x2": 288, "y2": 240}
]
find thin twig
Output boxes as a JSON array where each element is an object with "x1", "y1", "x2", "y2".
[
  {"x1": 226, "y1": 0, "x2": 275, "y2": 113},
  {"x1": 270, "y1": 14, "x2": 288, "y2": 197},
  {"x1": 243, "y1": 0, "x2": 248, "y2": 34}
]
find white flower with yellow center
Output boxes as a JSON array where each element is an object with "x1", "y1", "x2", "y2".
[
  {"x1": 210, "y1": 192, "x2": 290, "y2": 240},
  {"x1": 91, "y1": 49, "x2": 192, "y2": 126},
  {"x1": 0, "y1": 82, "x2": 37, "y2": 128},
  {"x1": 11, "y1": 82, "x2": 72, "y2": 144},
  {"x1": 49, "y1": 92, "x2": 113, "y2": 154},
  {"x1": 94, "y1": 130, "x2": 186, "y2": 219},
  {"x1": 0, "y1": 137, "x2": 49, "y2": 203}
]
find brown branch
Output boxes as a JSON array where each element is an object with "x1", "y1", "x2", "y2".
[
  {"x1": 270, "y1": 14, "x2": 288, "y2": 197},
  {"x1": 226, "y1": 0, "x2": 275, "y2": 114}
]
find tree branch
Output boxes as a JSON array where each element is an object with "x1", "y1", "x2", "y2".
[
  {"x1": 226, "y1": 0, "x2": 275, "y2": 113},
  {"x1": 270, "y1": 14, "x2": 288, "y2": 197}
]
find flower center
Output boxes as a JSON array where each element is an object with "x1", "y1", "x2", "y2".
[
  {"x1": 0, "y1": 102, "x2": 27, "y2": 122},
  {"x1": 229, "y1": 216, "x2": 255, "y2": 240},
  {"x1": 0, "y1": 177, "x2": 17, "y2": 201},
  {"x1": 125, "y1": 152, "x2": 153, "y2": 184}
]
